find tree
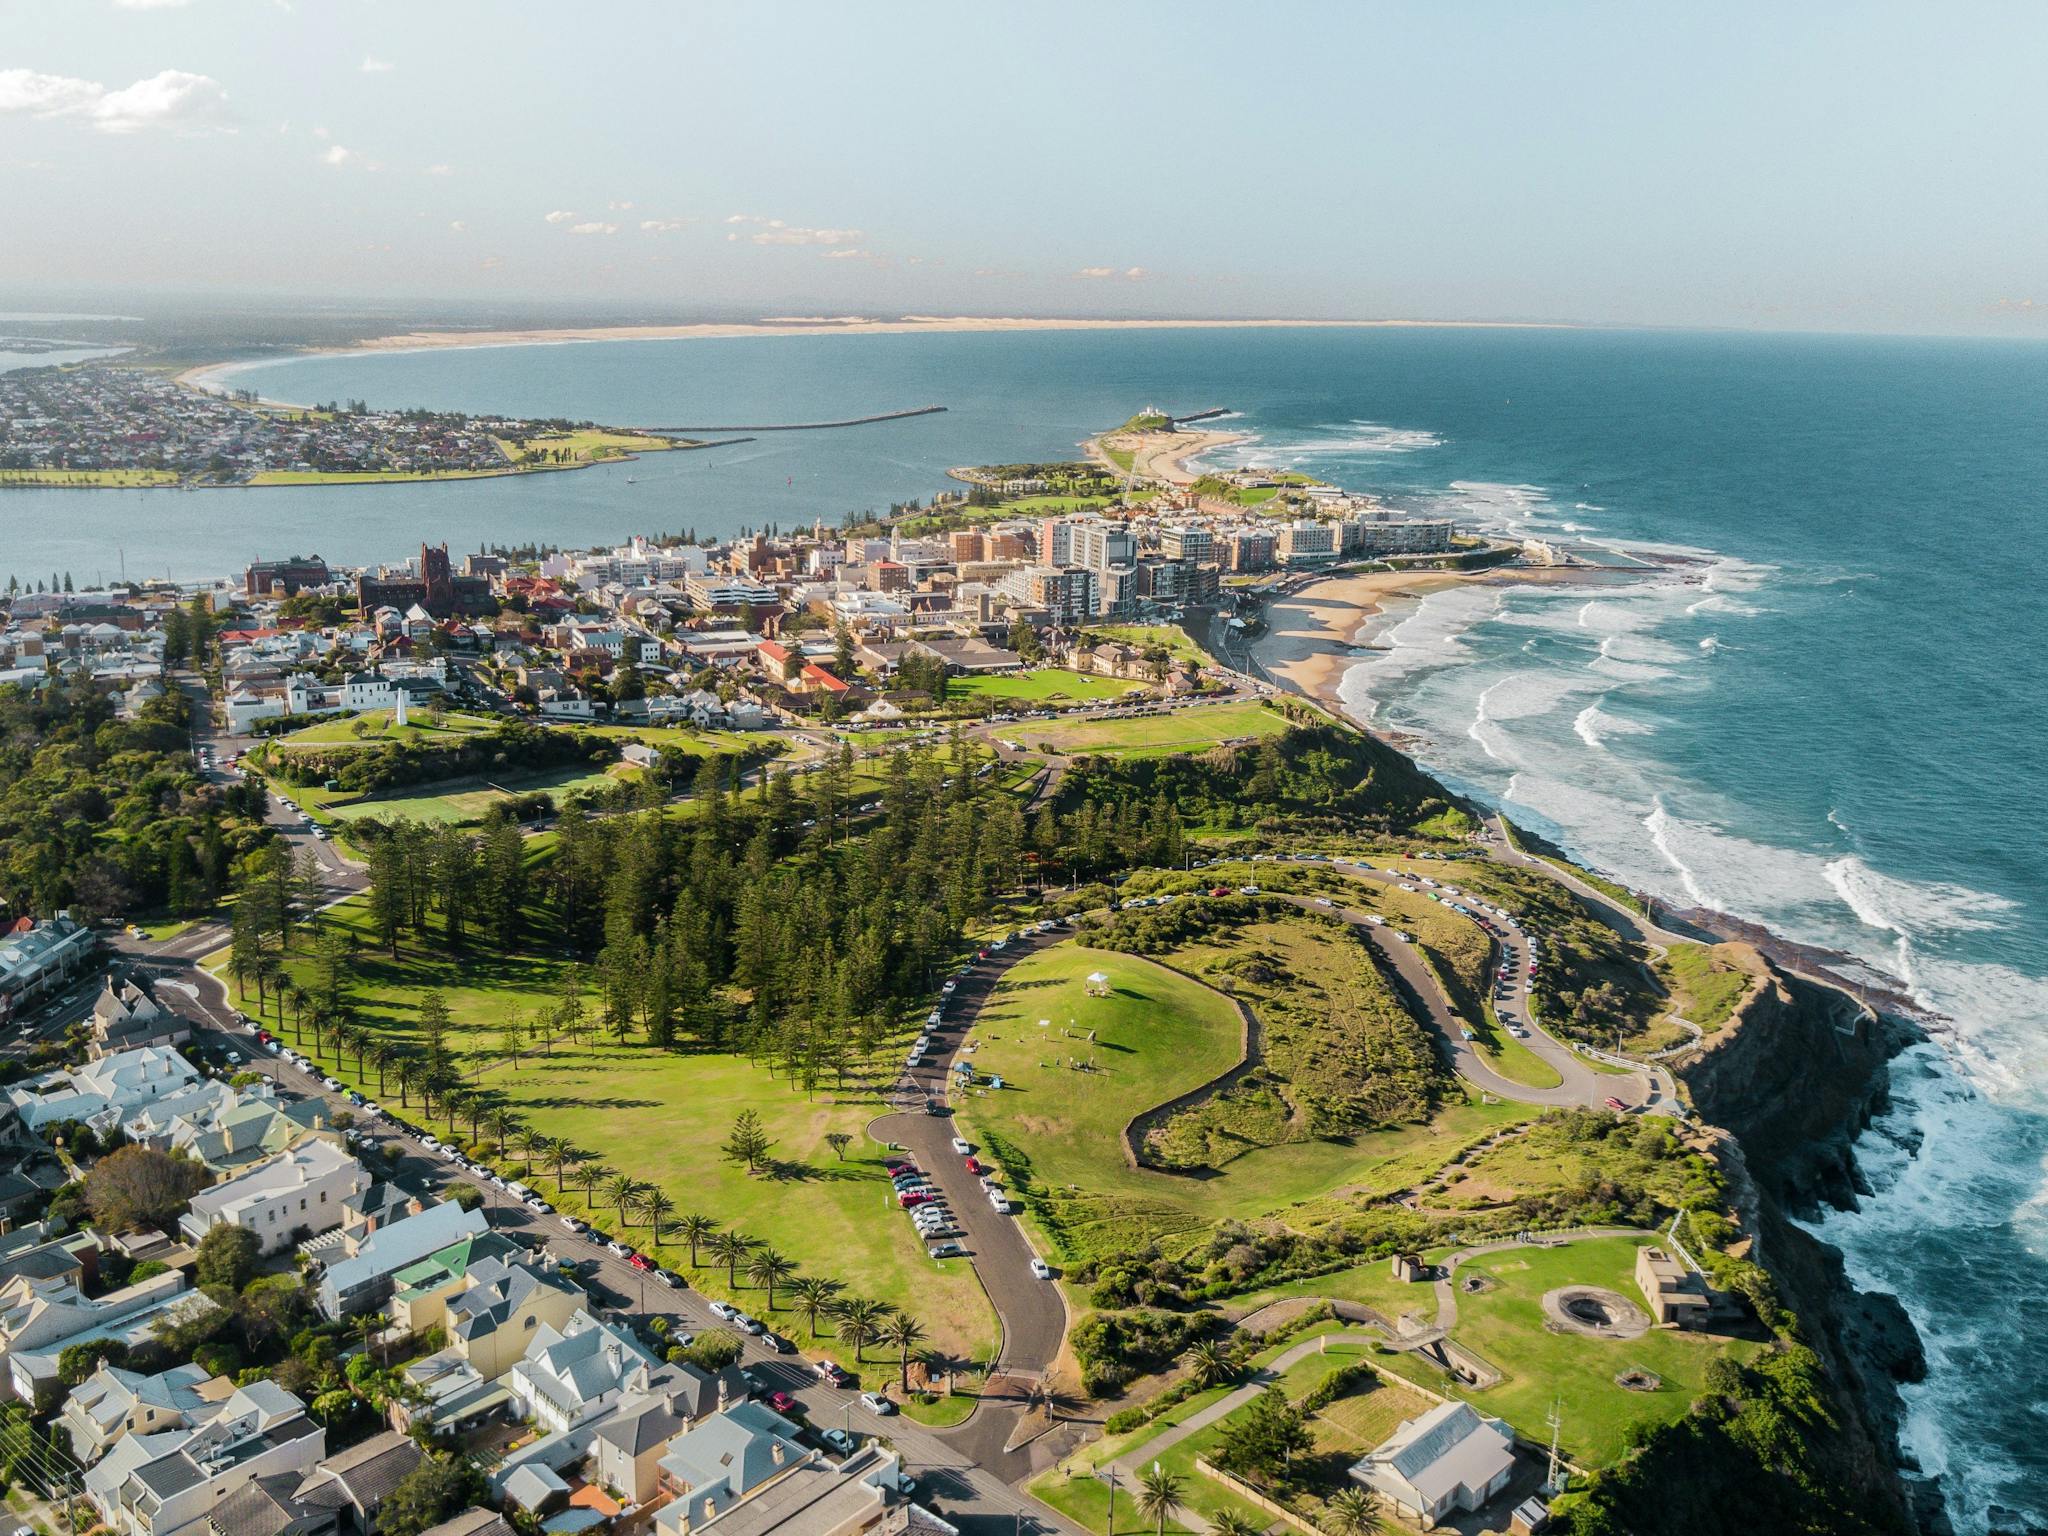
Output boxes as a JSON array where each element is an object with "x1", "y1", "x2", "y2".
[
  {"x1": 515, "y1": 1125, "x2": 547, "y2": 1175},
  {"x1": 708, "y1": 1229, "x2": 753, "y2": 1287},
  {"x1": 789, "y1": 1276, "x2": 843, "y2": 1338},
  {"x1": 603, "y1": 1172, "x2": 639, "y2": 1224},
  {"x1": 878, "y1": 1310, "x2": 927, "y2": 1392},
  {"x1": 721, "y1": 1109, "x2": 774, "y2": 1175},
  {"x1": 378, "y1": 1451, "x2": 477, "y2": 1536},
  {"x1": 1181, "y1": 1339, "x2": 1234, "y2": 1390},
  {"x1": 832, "y1": 1295, "x2": 885, "y2": 1361},
  {"x1": 676, "y1": 1212, "x2": 717, "y2": 1268},
  {"x1": 542, "y1": 1136, "x2": 577, "y2": 1192},
  {"x1": 1324, "y1": 1486, "x2": 1381, "y2": 1536},
  {"x1": 194, "y1": 1224, "x2": 260, "y2": 1290},
  {"x1": 1214, "y1": 1386, "x2": 1312, "y2": 1486},
  {"x1": 84, "y1": 1145, "x2": 210, "y2": 1231},
  {"x1": 824, "y1": 1131, "x2": 853, "y2": 1162},
  {"x1": 1136, "y1": 1464, "x2": 1185, "y2": 1536},
  {"x1": 678, "y1": 1328, "x2": 744, "y2": 1372},
  {"x1": 746, "y1": 1247, "x2": 795, "y2": 1310},
  {"x1": 635, "y1": 1186, "x2": 676, "y2": 1248},
  {"x1": 1206, "y1": 1513, "x2": 1263, "y2": 1536}
]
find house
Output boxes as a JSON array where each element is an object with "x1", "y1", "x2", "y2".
[
  {"x1": 288, "y1": 1429, "x2": 424, "y2": 1535},
  {"x1": 388, "y1": 1250, "x2": 587, "y2": 1435},
  {"x1": 1348, "y1": 1400, "x2": 1517, "y2": 1529},
  {"x1": 0, "y1": 913, "x2": 96, "y2": 1021},
  {"x1": 4, "y1": 1044, "x2": 203, "y2": 1135},
  {"x1": 83, "y1": 1381, "x2": 323, "y2": 1536},
  {"x1": 339, "y1": 1182, "x2": 437, "y2": 1240},
  {"x1": 910, "y1": 636, "x2": 1022, "y2": 675},
  {"x1": 0, "y1": 1268, "x2": 214, "y2": 1404},
  {"x1": 202, "y1": 1470, "x2": 343, "y2": 1536},
  {"x1": 416, "y1": 1514, "x2": 514, "y2": 1536},
  {"x1": 315, "y1": 1201, "x2": 489, "y2": 1319},
  {"x1": 60, "y1": 1361, "x2": 225, "y2": 1463},
  {"x1": 651, "y1": 1400, "x2": 810, "y2": 1536},
  {"x1": 662, "y1": 1444, "x2": 944, "y2": 1536},
  {"x1": 89, "y1": 979, "x2": 192, "y2": 1057},
  {"x1": 1634, "y1": 1244, "x2": 1712, "y2": 1327},
  {"x1": 169, "y1": 1091, "x2": 336, "y2": 1177},
  {"x1": 0, "y1": 1222, "x2": 97, "y2": 1291},
  {"x1": 179, "y1": 1139, "x2": 370, "y2": 1255},
  {"x1": 505, "y1": 1313, "x2": 665, "y2": 1435}
]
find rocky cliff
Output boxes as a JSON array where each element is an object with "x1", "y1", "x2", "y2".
[{"x1": 1680, "y1": 955, "x2": 1944, "y2": 1533}]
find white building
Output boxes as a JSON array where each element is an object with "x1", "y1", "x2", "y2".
[
  {"x1": 178, "y1": 1139, "x2": 370, "y2": 1254},
  {"x1": 507, "y1": 1313, "x2": 666, "y2": 1436},
  {"x1": 1348, "y1": 1400, "x2": 1517, "y2": 1529},
  {"x1": 82, "y1": 1381, "x2": 321, "y2": 1536},
  {"x1": 4, "y1": 1045, "x2": 202, "y2": 1135}
]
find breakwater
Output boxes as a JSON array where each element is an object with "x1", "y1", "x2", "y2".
[{"x1": 636, "y1": 404, "x2": 946, "y2": 433}]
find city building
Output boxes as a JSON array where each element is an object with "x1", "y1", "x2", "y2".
[
  {"x1": 243, "y1": 558, "x2": 331, "y2": 597},
  {"x1": 178, "y1": 1139, "x2": 370, "y2": 1255},
  {"x1": 0, "y1": 914, "x2": 96, "y2": 1022},
  {"x1": 1276, "y1": 520, "x2": 1340, "y2": 567}
]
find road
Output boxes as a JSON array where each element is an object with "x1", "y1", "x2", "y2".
[
  {"x1": 871, "y1": 929, "x2": 1078, "y2": 1483},
  {"x1": 132, "y1": 956, "x2": 1081, "y2": 1536}
]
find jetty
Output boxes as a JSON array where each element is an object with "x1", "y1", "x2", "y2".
[{"x1": 635, "y1": 404, "x2": 946, "y2": 434}]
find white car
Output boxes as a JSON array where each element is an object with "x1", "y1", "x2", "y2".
[
  {"x1": 859, "y1": 1392, "x2": 895, "y2": 1415},
  {"x1": 558, "y1": 1216, "x2": 587, "y2": 1234},
  {"x1": 733, "y1": 1314, "x2": 764, "y2": 1336},
  {"x1": 708, "y1": 1301, "x2": 739, "y2": 1321},
  {"x1": 950, "y1": 1137, "x2": 972, "y2": 1154},
  {"x1": 1029, "y1": 1258, "x2": 1052, "y2": 1279}
]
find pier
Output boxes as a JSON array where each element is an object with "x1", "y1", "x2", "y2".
[{"x1": 635, "y1": 404, "x2": 946, "y2": 434}]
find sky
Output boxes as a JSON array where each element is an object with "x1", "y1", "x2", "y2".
[{"x1": 3, "y1": 0, "x2": 2047, "y2": 335}]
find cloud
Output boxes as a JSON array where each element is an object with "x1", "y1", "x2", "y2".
[
  {"x1": 448, "y1": 220, "x2": 466, "y2": 232},
  {"x1": 725, "y1": 213, "x2": 863, "y2": 246},
  {"x1": 0, "y1": 67, "x2": 230, "y2": 134},
  {"x1": 567, "y1": 221, "x2": 618, "y2": 236},
  {"x1": 480, "y1": 255, "x2": 502, "y2": 270},
  {"x1": 639, "y1": 218, "x2": 687, "y2": 233},
  {"x1": 1076, "y1": 265, "x2": 1152, "y2": 280},
  {"x1": 606, "y1": 199, "x2": 634, "y2": 211},
  {"x1": 320, "y1": 144, "x2": 357, "y2": 166},
  {"x1": 822, "y1": 248, "x2": 872, "y2": 261},
  {"x1": 360, "y1": 55, "x2": 395, "y2": 74},
  {"x1": 112, "y1": 0, "x2": 192, "y2": 8},
  {"x1": 421, "y1": 163, "x2": 453, "y2": 176},
  {"x1": 543, "y1": 209, "x2": 578, "y2": 225}
]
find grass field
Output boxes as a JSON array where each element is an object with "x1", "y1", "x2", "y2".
[
  {"x1": 1028, "y1": 701, "x2": 1289, "y2": 759},
  {"x1": 272, "y1": 710, "x2": 500, "y2": 748},
  {"x1": 495, "y1": 427, "x2": 675, "y2": 464},
  {"x1": 275, "y1": 763, "x2": 631, "y2": 825},
  {"x1": 246, "y1": 468, "x2": 517, "y2": 485},
  {"x1": 1659, "y1": 941, "x2": 1762, "y2": 1033},
  {"x1": 0, "y1": 468, "x2": 184, "y2": 488},
  {"x1": 1378, "y1": 1235, "x2": 1757, "y2": 1465},
  {"x1": 235, "y1": 897, "x2": 998, "y2": 1366},
  {"x1": 950, "y1": 669, "x2": 1142, "y2": 705},
  {"x1": 1082, "y1": 623, "x2": 1212, "y2": 665},
  {"x1": 964, "y1": 941, "x2": 1531, "y2": 1262}
]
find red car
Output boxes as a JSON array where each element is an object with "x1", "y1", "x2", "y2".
[
  {"x1": 1603, "y1": 1097, "x2": 1629, "y2": 1113},
  {"x1": 1209, "y1": 886, "x2": 1231, "y2": 897},
  {"x1": 963, "y1": 1156, "x2": 983, "y2": 1175},
  {"x1": 899, "y1": 1191, "x2": 933, "y2": 1208},
  {"x1": 767, "y1": 1390, "x2": 798, "y2": 1415},
  {"x1": 627, "y1": 1253, "x2": 653, "y2": 1271}
]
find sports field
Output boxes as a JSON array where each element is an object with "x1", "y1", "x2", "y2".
[
  {"x1": 1027, "y1": 701, "x2": 1289, "y2": 758},
  {"x1": 949, "y1": 669, "x2": 1143, "y2": 705}
]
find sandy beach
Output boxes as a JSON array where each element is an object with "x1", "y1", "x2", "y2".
[
  {"x1": 1248, "y1": 565, "x2": 1608, "y2": 727},
  {"x1": 1087, "y1": 427, "x2": 1251, "y2": 486}
]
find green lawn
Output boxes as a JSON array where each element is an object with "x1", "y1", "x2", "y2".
[
  {"x1": 276, "y1": 764, "x2": 632, "y2": 826},
  {"x1": 1379, "y1": 1235, "x2": 1758, "y2": 1466},
  {"x1": 271, "y1": 710, "x2": 500, "y2": 748},
  {"x1": 1082, "y1": 624, "x2": 1212, "y2": 665},
  {"x1": 1659, "y1": 941, "x2": 1760, "y2": 1033},
  {"x1": 950, "y1": 669, "x2": 1144, "y2": 705},
  {"x1": 963, "y1": 942, "x2": 1531, "y2": 1263},
  {"x1": 588, "y1": 724, "x2": 765, "y2": 756},
  {"x1": 1028, "y1": 702, "x2": 1290, "y2": 759},
  {"x1": 231, "y1": 897, "x2": 998, "y2": 1366},
  {"x1": 0, "y1": 468, "x2": 184, "y2": 487}
]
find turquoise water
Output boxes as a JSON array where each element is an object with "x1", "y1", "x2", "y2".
[{"x1": 6, "y1": 327, "x2": 2045, "y2": 1524}]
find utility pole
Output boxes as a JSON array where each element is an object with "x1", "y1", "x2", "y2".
[{"x1": 1545, "y1": 1397, "x2": 1564, "y2": 1494}]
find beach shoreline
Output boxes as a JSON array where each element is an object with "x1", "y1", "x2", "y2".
[{"x1": 175, "y1": 313, "x2": 1573, "y2": 397}]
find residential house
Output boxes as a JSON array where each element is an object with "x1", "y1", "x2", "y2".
[
  {"x1": 60, "y1": 1361, "x2": 224, "y2": 1463},
  {"x1": 665, "y1": 1445, "x2": 947, "y2": 1536},
  {"x1": 0, "y1": 914, "x2": 96, "y2": 1021},
  {"x1": 287, "y1": 1429, "x2": 424, "y2": 1535},
  {"x1": 83, "y1": 1381, "x2": 322, "y2": 1536},
  {"x1": 314, "y1": 1201, "x2": 489, "y2": 1320},
  {"x1": 88, "y1": 978, "x2": 193, "y2": 1057},
  {"x1": 0, "y1": 1268, "x2": 213, "y2": 1403},
  {"x1": 505, "y1": 1313, "x2": 665, "y2": 1436},
  {"x1": 388, "y1": 1247, "x2": 588, "y2": 1434},
  {"x1": 4, "y1": 1044, "x2": 203, "y2": 1136},
  {"x1": 169, "y1": 1090, "x2": 336, "y2": 1177},
  {"x1": 649, "y1": 1400, "x2": 811, "y2": 1536},
  {"x1": 1347, "y1": 1400, "x2": 1517, "y2": 1529},
  {"x1": 179, "y1": 1139, "x2": 370, "y2": 1255}
]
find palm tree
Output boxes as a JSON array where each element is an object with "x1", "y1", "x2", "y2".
[
  {"x1": 1136, "y1": 1465, "x2": 1185, "y2": 1536},
  {"x1": 578, "y1": 1161, "x2": 611, "y2": 1203},
  {"x1": 1206, "y1": 1511, "x2": 1264, "y2": 1536},
  {"x1": 395, "y1": 1056, "x2": 423, "y2": 1109},
  {"x1": 441, "y1": 1087, "x2": 469, "y2": 1140},
  {"x1": 635, "y1": 1187, "x2": 675, "y2": 1249},
  {"x1": 366, "y1": 1040, "x2": 393, "y2": 1097},
  {"x1": 484, "y1": 1109, "x2": 516, "y2": 1159},
  {"x1": 788, "y1": 1276, "x2": 843, "y2": 1338},
  {"x1": 1323, "y1": 1487, "x2": 1380, "y2": 1536},
  {"x1": 514, "y1": 1125, "x2": 546, "y2": 1175},
  {"x1": 878, "y1": 1310, "x2": 927, "y2": 1392},
  {"x1": 542, "y1": 1137, "x2": 576, "y2": 1193},
  {"x1": 602, "y1": 1172, "x2": 638, "y2": 1224},
  {"x1": 707, "y1": 1230, "x2": 753, "y2": 1288},
  {"x1": 832, "y1": 1296, "x2": 885, "y2": 1361},
  {"x1": 746, "y1": 1248, "x2": 795, "y2": 1311},
  {"x1": 676, "y1": 1213, "x2": 717, "y2": 1269},
  {"x1": 1181, "y1": 1339, "x2": 1233, "y2": 1391}
]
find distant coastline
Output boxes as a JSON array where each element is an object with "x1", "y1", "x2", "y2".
[{"x1": 177, "y1": 313, "x2": 1575, "y2": 396}]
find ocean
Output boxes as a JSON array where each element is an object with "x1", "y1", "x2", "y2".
[{"x1": 6, "y1": 325, "x2": 2045, "y2": 1525}]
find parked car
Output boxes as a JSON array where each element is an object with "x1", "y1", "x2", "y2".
[
  {"x1": 733, "y1": 1314, "x2": 764, "y2": 1336},
  {"x1": 963, "y1": 1156, "x2": 983, "y2": 1175},
  {"x1": 767, "y1": 1390, "x2": 799, "y2": 1415},
  {"x1": 813, "y1": 1358, "x2": 851, "y2": 1386},
  {"x1": 1029, "y1": 1258, "x2": 1053, "y2": 1279},
  {"x1": 820, "y1": 1427, "x2": 856, "y2": 1455},
  {"x1": 627, "y1": 1253, "x2": 653, "y2": 1272},
  {"x1": 859, "y1": 1392, "x2": 895, "y2": 1415},
  {"x1": 763, "y1": 1331, "x2": 793, "y2": 1354},
  {"x1": 709, "y1": 1301, "x2": 740, "y2": 1321},
  {"x1": 950, "y1": 1137, "x2": 972, "y2": 1155},
  {"x1": 928, "y1": 1241, "x2": 966, "y2": 1259},
  {"x1": 656, "y1": 1269, "x2": 683, "y2": 1289}
]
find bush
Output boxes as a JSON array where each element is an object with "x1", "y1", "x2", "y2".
[{"x1": 195, "y1": 1224, "x2": 261, "y2": 1290}]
